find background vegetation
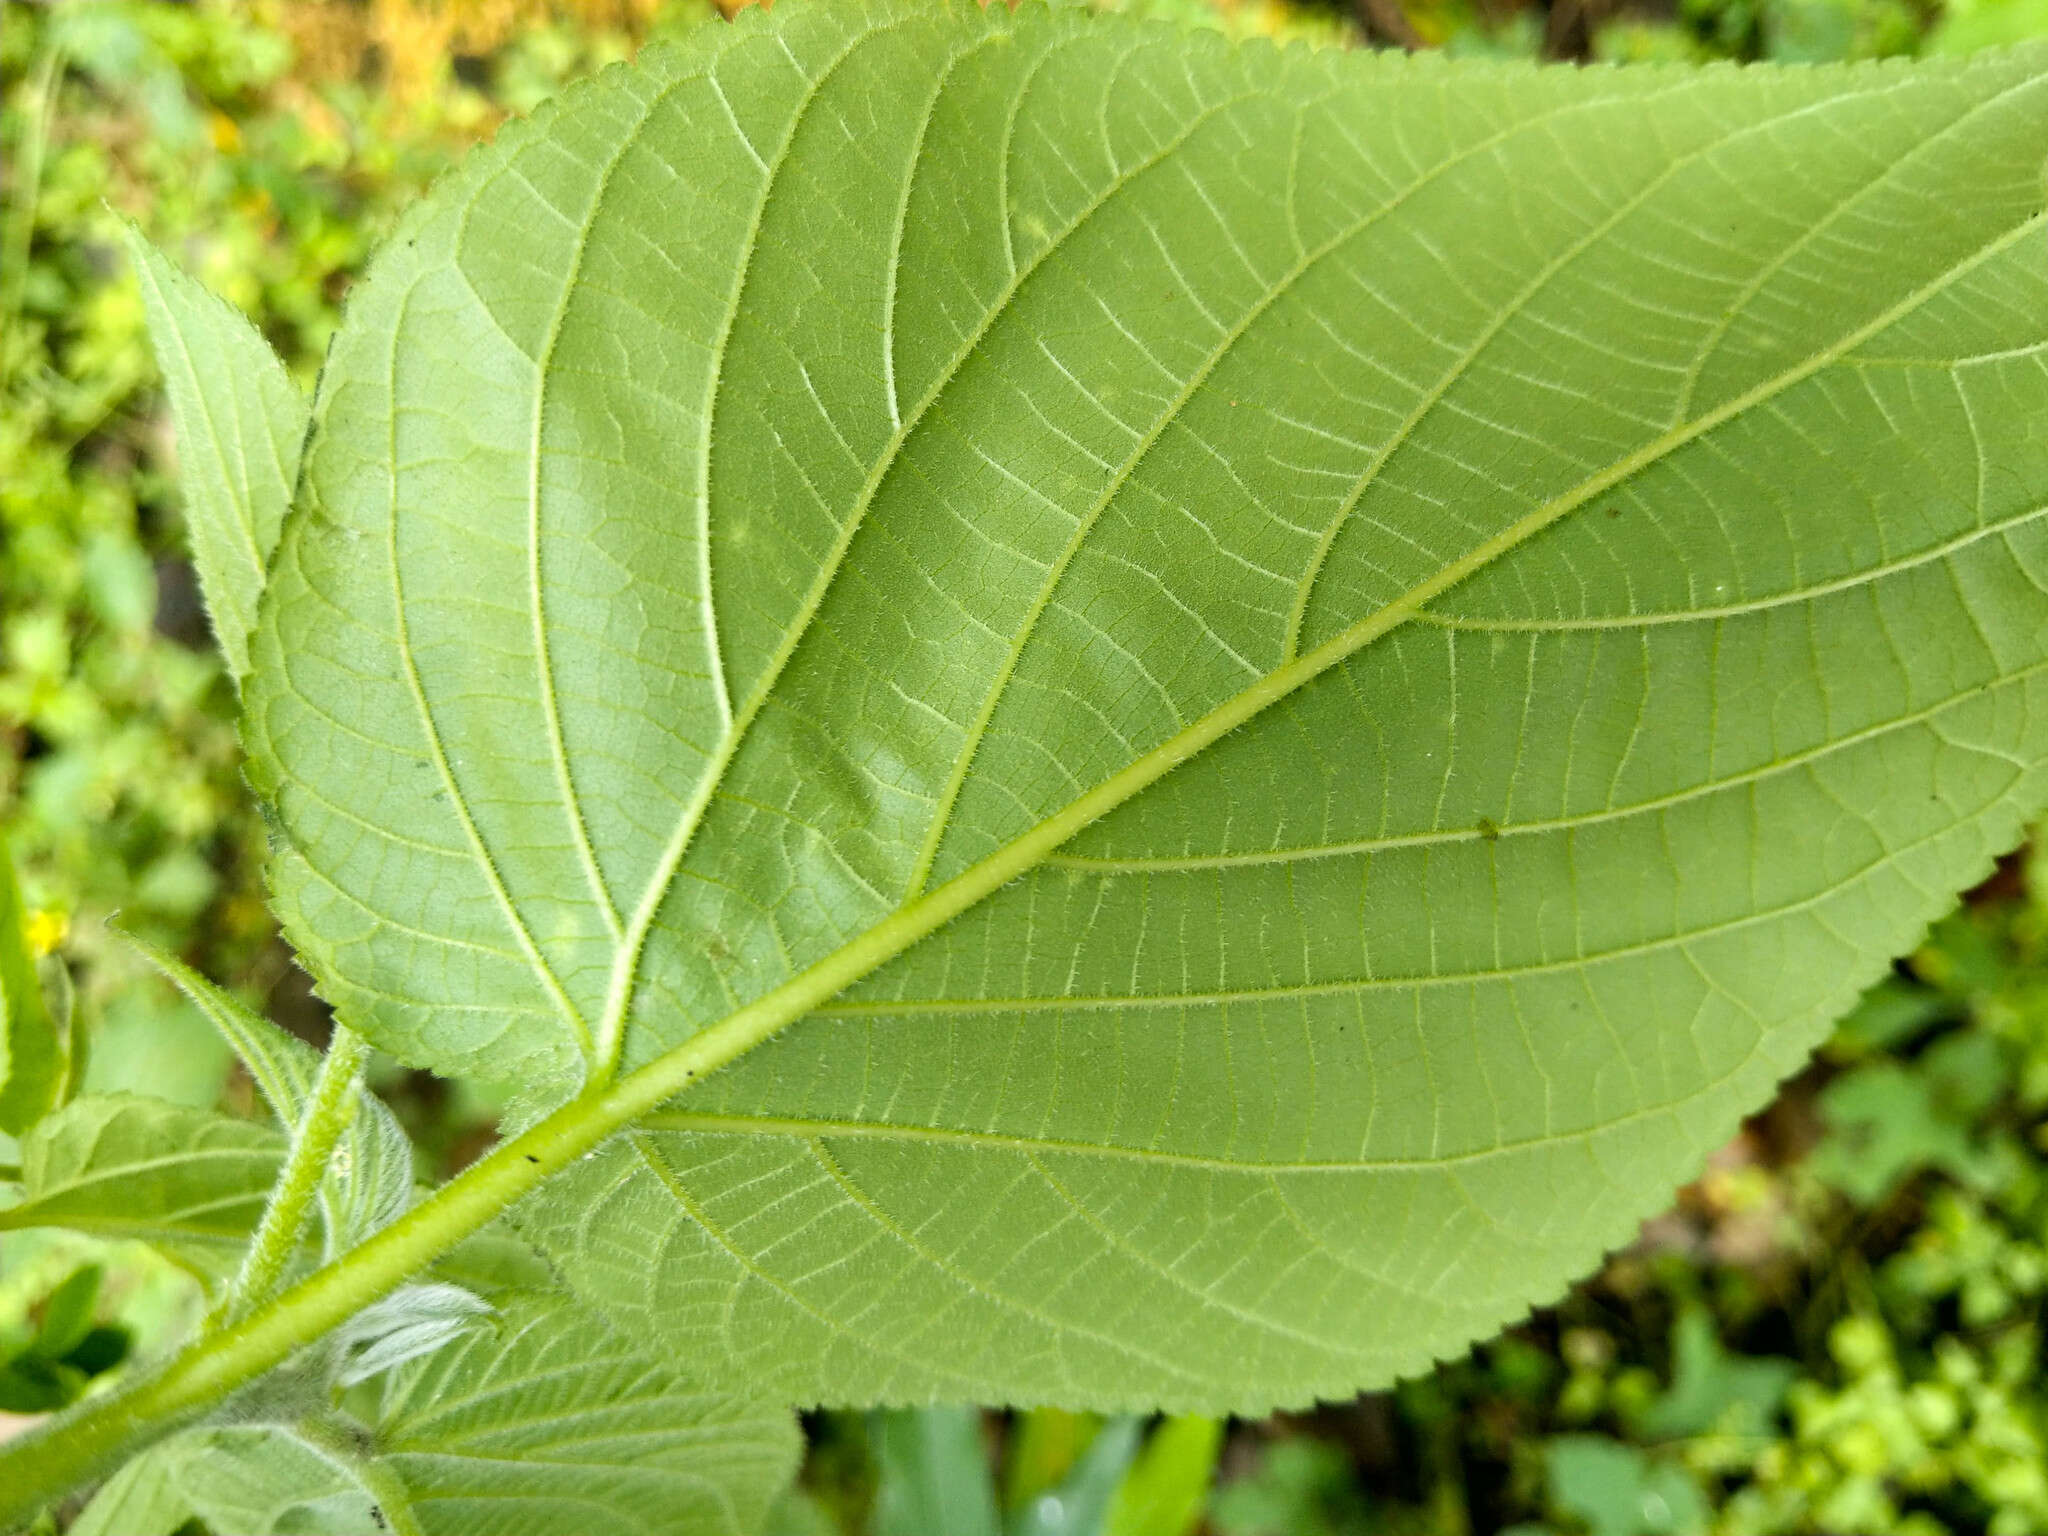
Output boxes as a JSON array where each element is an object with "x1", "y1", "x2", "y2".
[{"x1": 7, "y1": 0, "x2": 2048, "y2": 1530}]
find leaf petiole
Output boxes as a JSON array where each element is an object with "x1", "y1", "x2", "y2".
[{"x1": 216, "y1": 1025, "x2": 372, "y2": 1326}]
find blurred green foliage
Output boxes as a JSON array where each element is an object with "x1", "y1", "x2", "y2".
[{"x1": 8, "y1": 0, "x2": 2048, "y2": 1530}]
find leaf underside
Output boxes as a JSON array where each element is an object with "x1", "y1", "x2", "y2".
[
  {"x1": 0, "y1": 1094, "x2": 285, "y2": 1282},
  {"x1": 244, "y1": 0, "x2": 2048, "y2": 1410},
  {"x1": 71, "y1": 1295, "x2": 797, "y2": 1536},
  {"x1": 126, "y1": 225, "x2": 306, "y2": 682}
]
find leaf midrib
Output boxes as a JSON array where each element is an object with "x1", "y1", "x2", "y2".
[
  {"x1": 593, "y1": 57, "x2": 1696, "y2": 1070},
  {"x1": 635, "y1": 1086, "x2": 1764, "y2": 1172},
  {"x1": 600, "y1": 198, "x2": 2047, "y2": 1130},
  {"x1": 901, "y1": 66, "x2": 1962, "y2": 900},
  {"x1": 1043, "y1": 636, "x2": 2048, "y2": 872}
]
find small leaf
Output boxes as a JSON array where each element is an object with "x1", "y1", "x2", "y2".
[
  {"x1": 128, "y1": 936, "x2": 415, "y2": 1254},
  {"x1": 124, "y1": 224, "x2": 306, "y2": 680},
  {"x1": 332, "y1": 1282, "x2": 493, "y2": 1388},
  {"x1": 1545, "y1": 1438, "x2": 1708, "y2": 1536},
  {"x1": 0, "y1": 832, "x2": 65, "y2": 1136},
  {"x1": 0, "y1": 1357, "x2": 85, "y2": 1414},
  {"x1": 28, "y1": 1264, "x2": 101, "y2": 1362},
  {"x1": 0, "y1": 1094, "x2": 283, "y2": 1255},
  {"x1": 126, "y1": 933, "x2": 316, "y2": 1119},
  {"x1": 1629, "y1": 1308, "x2": 1794, "y2": 1443},
  {"x1": 1810, "y1": 1061, "x2": 2001, "y2": 1203}
]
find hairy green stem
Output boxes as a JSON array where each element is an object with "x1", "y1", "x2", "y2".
[{"x1": 219, "y1": 1025, "x2": 370, "y2": 1324}]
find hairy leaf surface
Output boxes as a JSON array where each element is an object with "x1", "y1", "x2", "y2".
[
  {"x1": 246, "y1": 0, "x2": 2048, "y2": 1408},
  {"x1": 68, "y1": 1297, "x2": 795, "y2": 1536},
  {"x1": 363, "y1": 1293, "x2": 798, "y2": 1535},
  {"x1": 66, "y1": 1446, "x2": 193, "y2": 1536},
  {"x1": 135, "y1": 940, "x2": 414, "y2": 1256},
  {"x1": 127, "y1": 227, "x2": 306, "y2": 681},
  {"x1": 0, "y1": 1095, "x2": 283, "y2": 1254}
]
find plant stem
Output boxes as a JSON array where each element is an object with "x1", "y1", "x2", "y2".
[
  {"x1": 219, "y1": 1025, "x2": 370, "y2": 1324},
  {"x1": 0, "y1": 1014, "x2": 765, "y2": 1527}
]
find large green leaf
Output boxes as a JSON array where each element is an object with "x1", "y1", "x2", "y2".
[{"x1": 244, "y1": 0, "x2": 2048, "y2": 1409}]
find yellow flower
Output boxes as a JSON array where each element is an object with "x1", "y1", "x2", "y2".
[{"x1": 24, "y1": 909, "x2": 68, "y2": 959}]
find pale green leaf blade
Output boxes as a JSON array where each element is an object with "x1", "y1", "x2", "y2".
[
  {"x1": 0, "y1": 831, "x2": 64, "y2": 1135},
  {"x1": 66, "y1": 1442, "x2": 195, "y2": 1536},
  {"x1": 146, "y1": 1297, "x2": 798, "y2": 1536},
  {"x1": 171, "y1": 1424, "x2": 394, "y2": 1536},
  {"x1": 370, "y1": 1293, "x2": 800, "y2": 1536},
  {"x1": 0, "y1": 1094, "x2": 281, "y2": 1251},
  {"x1": 125, "y1": 226, "x2": 306, "y2": 680},
  {"x1": 244, "y1": 1, "x2": 2048, "y2": 1409}
]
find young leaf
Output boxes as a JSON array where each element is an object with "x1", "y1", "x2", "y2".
[
  {"x1": 241, "y1": 1, "x2": 2048, "y2": 1410},
  {"x1": 29, "y1": 1263, "x2": 103, "y2": 1363},
  {"x1": 127, "y1": 934, "x2": 319, "y2": 1119},
  {"x1": 1545, "y1": 1436, "x2": 1710, "y2": 1536},
  {"x1": 0, "y1": 831, "x2": 66, "y2": 1135},
  {"x1": 331, "y1": 1282, "x2": 493, "y2": 1387},
  {"x1": 0, "y1": 1094, "x2": 283, "y2": 1255},
  {"x1": 124, "y1": 225, "x2": 306, "y2": 680},
  {"x1": 130, "y1": 937, "x2": 414, "y2": 1254},
  {"x1": 1629, "y1": 1308, "x2": 1794, "y2": 1443}
]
